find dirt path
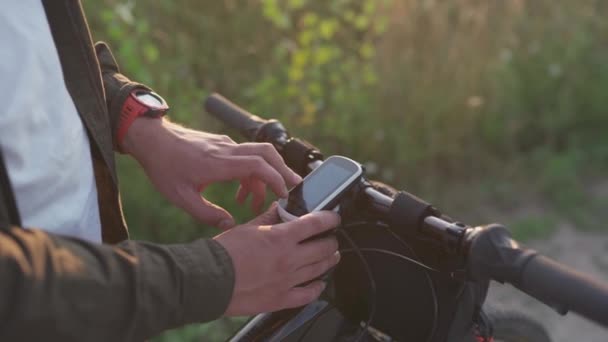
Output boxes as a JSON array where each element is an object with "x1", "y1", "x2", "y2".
[{"x1": 485, "y1": 225, "x2": 608, "y2": 342}]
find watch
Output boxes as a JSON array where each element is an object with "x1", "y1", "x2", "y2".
[{"x1": 116, "y1": 89, "x2": 169, "y2": 147}]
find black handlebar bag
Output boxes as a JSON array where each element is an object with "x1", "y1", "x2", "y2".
[{"x1": 307, "y1": 182, "x2": 489, "y2": 342}]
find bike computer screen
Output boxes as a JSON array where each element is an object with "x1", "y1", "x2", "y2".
[{"x1": 284, "y1": 156, "x2": 362, "y2": 217}]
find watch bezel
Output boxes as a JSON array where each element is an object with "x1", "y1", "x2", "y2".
[{"x1": 131, "y1": 90, "x2": 169, "y2": 117}]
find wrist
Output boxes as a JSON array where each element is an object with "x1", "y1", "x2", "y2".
[
  {"x1": 121, "y1": 117, "x2": 169, "y2": 159},
  {"x1": 116, "y1": 89, "x2": 169, "y2": 152}
]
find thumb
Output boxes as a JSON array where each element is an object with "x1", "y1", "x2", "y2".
[
  {"x1": 246, "y1": 202, "x2": 281, "y2": 226},
  {"x1": 181, "y1": 190, "x2": 235, "y2": 230}
]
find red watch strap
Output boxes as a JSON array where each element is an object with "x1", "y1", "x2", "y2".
[{"x1": 116, "y1": 93, "x2": 149, "y2": 148}]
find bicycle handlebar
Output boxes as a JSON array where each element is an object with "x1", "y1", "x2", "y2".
[
  {"x1": 204, "y1": 93, "x2": 608, "y2": 333},
  {"x1": 521, "y1": 255, "x2": 608, "y2": 325},
  {"x1": 466, "y1": 224, "x2": 608, "y2": 326},
  {"x1": 204, "y1": 93, "x2": 267, "y2": 141}
]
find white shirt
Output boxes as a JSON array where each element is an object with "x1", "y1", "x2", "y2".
[{"x1": 0, "y1": 1, "x2": 102, "y2": 242}]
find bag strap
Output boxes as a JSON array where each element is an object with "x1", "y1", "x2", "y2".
[{"x1": 0, "y1": 149, "x2": 22, "y2": 227}]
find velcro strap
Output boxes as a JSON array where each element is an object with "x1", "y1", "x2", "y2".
[{"x1": 389, "y1": 191, "x2": 439, "y2": 235}]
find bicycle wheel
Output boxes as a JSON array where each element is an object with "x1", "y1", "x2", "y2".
[{"x1": 486, "y1": 308, "x2": 552, "y2": 342}]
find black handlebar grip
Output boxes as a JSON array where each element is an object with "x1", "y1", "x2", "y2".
[
  {"x1": 204, "y1": 93, "x2": 267, "y2": 141},
  {"x1": 467, "y1": 225, "x2": 608, "y2": 327},
  {"x1": 516, "y1": 254, "x2": 608, "y2": 326}
]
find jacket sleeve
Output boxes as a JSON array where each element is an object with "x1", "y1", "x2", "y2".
[
  {"x1": 94, "y1": 42, "x2": 151, "y2": 148},
  {"x1": 0, "y1": 226, "x2": 235, "y2": 341}
]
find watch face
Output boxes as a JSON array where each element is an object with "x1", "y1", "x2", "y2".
[{"x1": 135, "y1": 92, "x2": 165, "y2": 108}]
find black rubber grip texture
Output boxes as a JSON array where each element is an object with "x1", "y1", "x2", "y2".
[
  {"x1": 282, "y1": 138, "x2": 320, "y2": 175},
  {"x1": 517, "y1": 255, "x2": 608, "y2": 327},
  {"x1": 389, "y1": 191, "x2": 438, "y2": 235},
  {"x1": 204, "y1": 93, "x2": 267, "y2": 141}
]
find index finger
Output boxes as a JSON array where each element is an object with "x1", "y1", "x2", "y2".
[
  {"x1": 234, "y1": 143, "x2": 302, "y2": 187},
  {"x1": 230, "y1": 156, "x2": 288, "y2": 197},
  {"x1": 277, "y1": 211, "x2": 341, "y2": 243}
]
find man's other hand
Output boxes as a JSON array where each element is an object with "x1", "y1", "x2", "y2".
[
  {"x1": 122, "y1": 118, "x2": 302, "y2": 229},
  {"x1": 214, "y1": 203, "x2": 341, "y2": 316}
]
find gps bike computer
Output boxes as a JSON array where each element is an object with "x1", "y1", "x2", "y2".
[{"x1": 278, "y1": 155, "x2": 363, "y2": 222}]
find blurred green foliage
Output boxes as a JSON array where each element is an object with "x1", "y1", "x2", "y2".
[{"x1": 83, "y1": 0, "x2": 608, "y2": 340}]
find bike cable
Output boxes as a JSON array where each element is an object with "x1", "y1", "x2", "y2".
[
  {"x1": 294, "y1": 224, "x2": 376, "y2": 342},
  {"x1": 378, "y1": 222, "x2": 439, "y2": 342},
  {"x1": 341, "y1": 248, "x2": 438, "y2": 273},
  {"x1": 378, "y1": 223, "x2": 439, "y2": 342},
  {"x1": 338, "y1": 225, "x2": 377, "y2": 342},
  {"x1": 339, "y1": 221, "x2": 440, "y2": 342},
  {"x1": 294, "y1": 220, "x2": 440, "y2": 342}
]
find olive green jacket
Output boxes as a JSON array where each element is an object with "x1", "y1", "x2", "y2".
[{"x1": 0, "y1": 1, "x2": 234, "y2": 340}]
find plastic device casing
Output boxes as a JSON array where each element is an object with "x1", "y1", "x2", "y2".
[{"x1": 277, "y1": 156, "x2": 362, "y2": 222}]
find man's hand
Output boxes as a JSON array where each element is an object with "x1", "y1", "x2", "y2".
[
  {"x1": 214, "y1": 203, "x2": 341, "y2": 316},
  {"x1": 122, "y1": 118, "x2": 302, "y2": 229}
]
